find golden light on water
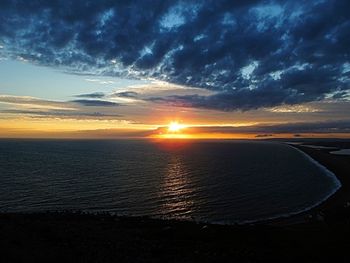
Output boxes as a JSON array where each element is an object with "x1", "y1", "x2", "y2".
[{"x1": 158, "y1": 155, "x2": 194, "y2": 219}]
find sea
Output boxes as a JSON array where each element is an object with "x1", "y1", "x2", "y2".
[{"x1": 0, "y1": 139, "x2": 341, "y2": 224}]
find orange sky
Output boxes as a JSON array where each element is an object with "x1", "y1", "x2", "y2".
[
  {"x1": 1, "y1": 118, "x2": 350, "y2": 139},
  {"x1": 1, "y1": 62, "x2": 349, "y2": 140}
]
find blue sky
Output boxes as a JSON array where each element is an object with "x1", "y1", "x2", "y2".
[{"x1": 0, "y1": 59, "x2": 147, "y2": 100}]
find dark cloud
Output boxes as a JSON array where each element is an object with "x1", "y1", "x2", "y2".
[
  {"x1": 210, "y1": 120, "x2": 350, "y2": 134},
  {"x1": 262, "y1": 120, "x2": 350, "y2": 134},
  {"x1": 1, "y1": 0, "x2": 349, "y2": 110},
  {"x1": 146, "y1": 86, "x2": 301, "y2": 111},
  {"x1": 71, "y1": 99, "x2": 120, "y2": 107},
  {"x1": 75, "y1": 92, "x2": 105, "y2": 98},
  {"x1": 255, "y1": 134, "x2": 273, "y2": 138},
  {"x1": 111, "y1": 91, "x2": 138, "y2": 98}
]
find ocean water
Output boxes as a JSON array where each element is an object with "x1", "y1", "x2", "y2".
[{"x1": 0, "y1": 139, "x2": 340, "y2": 223}]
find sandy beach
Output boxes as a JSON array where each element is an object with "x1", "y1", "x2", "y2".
[
  {"x1": 266, "y1": 141, "x2": 350, "y2": 226},
  {"x1": 291, "y1": 142, "x2": 350, "y2": 216}
]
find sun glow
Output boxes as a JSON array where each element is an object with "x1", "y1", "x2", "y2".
[{"x1": 168, "y1": 121, "x2": 186, "y2": 133}]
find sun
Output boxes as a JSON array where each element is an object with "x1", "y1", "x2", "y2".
[{"x1": 168, "y1": 121, "x2": 185, "y2": 133}]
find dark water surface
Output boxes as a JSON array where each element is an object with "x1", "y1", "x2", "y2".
[{"x1": 0, "y1": 139, "x2": 340, "y2": 223}]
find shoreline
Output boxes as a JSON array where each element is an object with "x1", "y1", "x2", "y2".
[
  {"x1": 240, "y1": 142, "x2": 343, "y2": 226},
  {"x1": 266, "y1": 142, "x2": 350, "y2": 225}
]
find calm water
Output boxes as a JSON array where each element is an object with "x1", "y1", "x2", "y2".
[{"x1": 0, "y1": 139, "x2": 340, "y2": 223}]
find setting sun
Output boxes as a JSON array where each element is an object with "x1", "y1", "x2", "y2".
[{"x1": 168, "y1": 122, "x2": 186, "y2": 133}]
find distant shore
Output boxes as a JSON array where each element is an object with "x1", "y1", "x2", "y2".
[
  {"x1": 295, "y1": 143, "x2": 350, "y2": 210},
  {"x1": 271, "y1": 141, "x2": 350, "y2": 225}
]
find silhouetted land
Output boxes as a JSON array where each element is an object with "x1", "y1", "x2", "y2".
[{"x1": 1, "y1": 140, "x2": 350, "y2": 262}]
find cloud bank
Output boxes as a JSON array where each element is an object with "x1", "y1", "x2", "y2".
[
  {"x1": 0, "y1": 0, "x2": 349, "y2": 110},
  {"x1": 153, "y1": 120, "x2": 350, "y2": 136},
  {"x1": 0, "y1": 95, "x2": 122, "y2": 119}
]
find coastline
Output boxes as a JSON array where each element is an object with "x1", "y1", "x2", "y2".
[
  {"x1": 268, "y1": 142, "x2": 350, "y2": 225},
  {"x1": 239, "y1": 142, "x2": 344, "y2": 226},
  {"x1": 0, "y1": 140, "x2": 350, "y2": 262}
]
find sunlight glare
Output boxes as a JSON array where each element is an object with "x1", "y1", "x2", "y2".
[{"x1": 168, "y1": 121, "x2": 185, "y2": 133}]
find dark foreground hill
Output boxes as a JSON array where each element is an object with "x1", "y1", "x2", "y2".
[{"x1": 0, "y1": 210, "x2": 350, "y2": 263}]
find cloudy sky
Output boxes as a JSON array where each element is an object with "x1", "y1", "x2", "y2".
[{"x1": 0, "y1": 0, "x2": 349, "y2": 138}]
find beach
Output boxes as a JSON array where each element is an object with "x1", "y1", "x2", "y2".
[
  {"x1": 282, "y1": 141, "x2": 350, "y2": 223},
  {"x1": 0, "y1": 140, "x2": 350, "y2": 262}
]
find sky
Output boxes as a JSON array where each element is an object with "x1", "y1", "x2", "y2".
[{"x1": 0, "y1": 0, "x2": 349, "y2": 139}]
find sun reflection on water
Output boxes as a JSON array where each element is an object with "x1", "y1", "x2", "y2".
[{"x1": 158, "y1": 155, "x2": 195, "y2": 220}]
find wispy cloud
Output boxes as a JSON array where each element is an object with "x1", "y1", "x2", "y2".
[
  {"x1": 75, "y1": 92, "x2": 105, "y2": 98},
  {"x1": 0, "y1": 95, "x2": 123, "y2": 120},
  {"x1": 266, "y1": 105, "x2": 321, "y2": 113},
  {"x1": 71, "y1": 99, "x2": 120, "y2": 107},
  {"x1": 0, "y1": 95, "x2": 74, "y2": 110},
  {"x1": 85, "y1": 78, "x2": 116, "y2": 85},
  {"x1": 111, "y1": 91, "x2": 138, "y2": 98},
  {"x1": 0, "y1": 109, "x2": 122, "y2": 119}
]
